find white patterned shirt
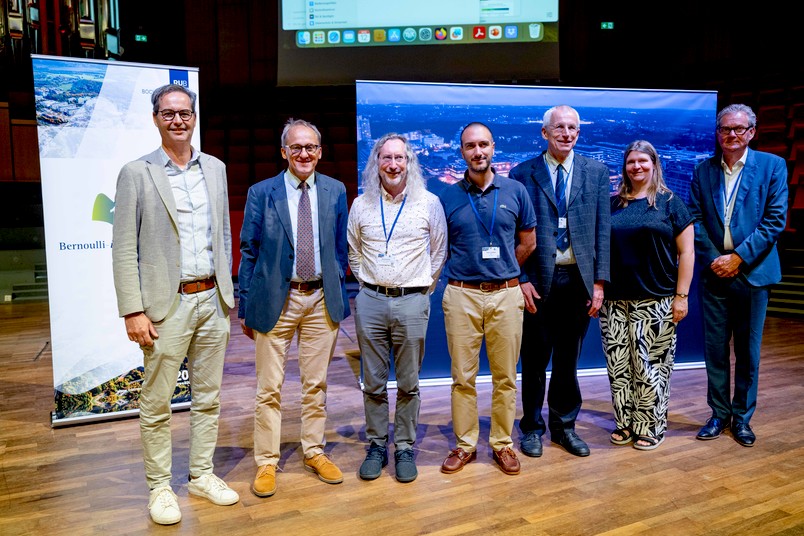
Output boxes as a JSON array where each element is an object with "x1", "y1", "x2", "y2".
[{"x1": 347, "y1": 186, "x2": 447, "y2": 290}]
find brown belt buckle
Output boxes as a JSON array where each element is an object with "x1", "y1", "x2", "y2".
[{"x1": 479, "y1": 282, "x2": 495, "y2": 292}]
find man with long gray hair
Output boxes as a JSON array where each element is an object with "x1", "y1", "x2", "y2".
[{"x1": 347, "y1": 133, "x2": 447, "y2": 482}]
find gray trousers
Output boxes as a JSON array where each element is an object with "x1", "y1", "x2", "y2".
[{"x1": 355, "y1": 287, "x2": 430, "y2": 451}]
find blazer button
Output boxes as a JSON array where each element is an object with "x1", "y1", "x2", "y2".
[{"x1": 289, "y1": 254, "x2": 294, "y2": 259}]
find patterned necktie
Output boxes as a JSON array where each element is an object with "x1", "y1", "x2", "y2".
[
  {"x1": 296, "y1": 181, "x2": 315, "y2": 280},
  {"x1": 555, "y1": 164, "x2": 570, "y2": 252}
]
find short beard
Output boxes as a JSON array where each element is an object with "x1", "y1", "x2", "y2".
[{"x1": 470, "y1": 159, "x2": 490, "y2": 173}]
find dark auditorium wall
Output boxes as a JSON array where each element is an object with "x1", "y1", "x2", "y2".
[
  {"x1": 169, "y1": 0, "x2": 797, "y2": 93},
  {"x1": 163, "y1": 0, "x2": 800, "y2": 205},
  {"x1": 1, "y1": 0, "x2": 800, "y2": 249}
]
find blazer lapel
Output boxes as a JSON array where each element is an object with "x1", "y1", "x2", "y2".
[
  {"x1": 708, "y1": 159, "x2": 726, "y2": 224},
  {"x1": 731, "y1": 150, "x2": 756, "y2": 220},
  {"x1": 199, "y1": 153, "x2": 219, "y2": 222},
  {"x1": 315, "y1": 173, "x2": 332, "y2": 231},
  {"x1": 567, "y1": 157, "x2": 582, "y2": 206},
  {"x1": 532, "y1": 153, "x2": 557, "y2": 209},
  {"x1": 145, "y1": 160, "x2": 179, "y2": 229},
  {"x1": 270, "y1": 176, "x2": 294, "y2": 246}
]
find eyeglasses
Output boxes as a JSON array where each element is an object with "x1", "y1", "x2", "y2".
[
  {"x1": 158, "y1": 109, "x2": 194, "y2": 121},
  {"x1": 717, "y1": 125, "x2": 752, "y2": 135},
  {"x1": 549, "y1": 124, "x2": 579, "y2": 134},
  {"x1": 285, "y1": 144, "x2": 321, "y2": 155},
  {"x1": 380, "y1": 155, "x2": 406, "y2": 164}
]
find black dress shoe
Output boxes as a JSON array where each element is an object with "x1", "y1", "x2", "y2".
[
  {"x1": 696, "y1": 416, "x2": 730, "y2": 440},
  {"x1": 520, "y1": 431, "x2": 543, "y2": 458},
  {"x1": 552, "y1": 431, "x2": 590, "y2": 457},
  {"x1": 731, "y1": 423, "x2": 756, "y2": 447}
]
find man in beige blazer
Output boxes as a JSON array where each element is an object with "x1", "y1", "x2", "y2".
[{"x1": 112, "y1": 83, "x2": 238, "y2": 525}]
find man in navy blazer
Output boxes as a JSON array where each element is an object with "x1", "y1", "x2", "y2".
[
  {"x1": 238, "y1": 119, "x2": 350, "y2": 497},
  {"x1": 689, "y1": 104, "x2": 788, "y2": 447},
  {"x1": 509, "y1": 105, "x2": 611, "y2": 458}
]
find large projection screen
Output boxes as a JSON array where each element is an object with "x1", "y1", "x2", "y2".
[
  {"x1": 32, "y1": 55, "x2": 201, "y2": 426},
  {"x1": 355, "y1": 80, "x2": 718, "y2": 382},
  {"x1": 278, "y1": 0, "x2": 560, "y2": 86}
]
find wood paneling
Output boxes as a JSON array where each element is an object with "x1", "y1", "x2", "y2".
[
  {"x1": 0, "y1": 103, "x2": 12, "y2": 181},
  {"x1": 10, "y1": 119, "x2": 41, "y2": 182},
  {"x1": 2, "y1": 303, "x2": 803, "y2": 533},
  {"x1": 217, "y1": 2, "x2": 250, "y2": 87},
  {"x1": 185, "y1": 0, "x2": 219, "y2": 95}
]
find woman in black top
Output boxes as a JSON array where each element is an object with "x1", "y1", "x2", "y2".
[{"x1": 600, "y1": 140, "x2": 694, "y2": 450}]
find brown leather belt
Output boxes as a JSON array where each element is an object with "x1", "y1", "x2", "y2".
[
  {"x1": 290, "y1": 279, "x2": 324, "y2": 292},
  {"x1": 364, "y1": 283, "x2": 428, "y2": 297},
  {"x1": 448, "y1": 278, "x2": 519, "y2": 292},
  {"x1": 179, "y1": 277, "x2": 216, "y2": 294}
]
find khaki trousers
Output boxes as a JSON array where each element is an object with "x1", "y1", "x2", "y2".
[
  {"x1": 253, "y1": 288, "x2": 340, "y2": 466},
  {"x1": 139, "y1": 288, "x2": 230, "y2": 489},
  {"x1": 442, "y1": 284, "x2": 524, "y2": 452}
]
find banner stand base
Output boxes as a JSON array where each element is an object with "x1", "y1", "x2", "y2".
[{"x1": 51, "y1": 401, "x2": 191, "y2": 428}]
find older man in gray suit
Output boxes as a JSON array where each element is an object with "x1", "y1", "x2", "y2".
[
  {"x1": 509, "y1": 104, "x2": 611, "y2": 459},
  {"x1": 113, "y1": 84, "x2": 239, "y2": 525}
]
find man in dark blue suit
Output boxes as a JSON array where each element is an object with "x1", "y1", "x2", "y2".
[
  {"x1": 238, "y1": 119, "x2": 350, "y2": 496},
  {"x1": 509, "y1": 105, "x2": 611, "y2": 458},
  {"x1": 689, "y1": 104, "x2": 788, "y2": 447}
]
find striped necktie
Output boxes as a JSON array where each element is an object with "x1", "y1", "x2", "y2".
[{"x1": 556, "y1": 165, "x2": 569, "y2": 252}]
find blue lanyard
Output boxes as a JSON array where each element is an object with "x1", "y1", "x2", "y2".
[
  {"x1": 721, "y1": 167, "x2": 744, "y2": 214},
  {"x1": 467, "y1": 188, "x2": 498, "y2": 246},
  {"x1": 380, "y1": 194, "x2": 406, "y2": 255}
]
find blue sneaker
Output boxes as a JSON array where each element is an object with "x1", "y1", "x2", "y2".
[
  {"x1": 394, "y1": 449, "x2": 417, "y2": 483},
  {"x1": 359, "y1": 445, "x2": 387, "y2": 480}
]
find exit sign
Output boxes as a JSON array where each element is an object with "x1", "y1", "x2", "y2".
[
  {"x1": 134, "y1": 34, "x2": 148, "y2": 42},
  {"x1": 600, "y1": 22, "x2": 614, "y2": 30}
]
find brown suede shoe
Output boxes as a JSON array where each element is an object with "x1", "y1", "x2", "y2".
[
  {"x1": 493, "y1": 447, "x2": 521, "y2": 475},
  {"x1": 252, "y1": 464, "x2": 277, "y2": 497},
  {"x1": 303, "y1": 453, "x2": 344, "y2": 484},
  {"x1": 440, "y1": 448, "x2": 477, "y2": 474}
]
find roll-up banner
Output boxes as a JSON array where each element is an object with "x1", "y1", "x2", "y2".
[{"x1": 32, "y1": 55, "x2": 201, "y2": 426}]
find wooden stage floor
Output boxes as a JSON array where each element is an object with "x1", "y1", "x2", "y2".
[{"x1": 1, "y1": 301, "x2": 803, "y2": 535}]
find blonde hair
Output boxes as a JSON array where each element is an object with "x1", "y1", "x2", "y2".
[{"x1": 616, "y1": 139, "x2": 672, "y2": 208}]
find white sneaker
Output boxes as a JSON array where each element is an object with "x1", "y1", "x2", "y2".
[
  {"x1": 148, "y1": 486, "x2": 181, "y2": 525},
  {"x1": 188, "y1": 473, "x2": 240, "y2": 506}
]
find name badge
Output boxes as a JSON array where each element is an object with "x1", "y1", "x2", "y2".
[
  {"x1": 377, "y1": 253, "x2": 395, "y2": 266},
  {"x1": 558, "y1": 217, "x2": 568, "y2": 229},
  {"x1": 482, "y1": 246, "x2": 500, "y2": 259}
]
